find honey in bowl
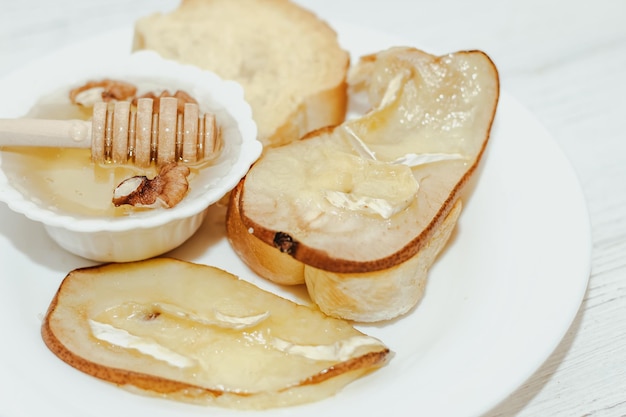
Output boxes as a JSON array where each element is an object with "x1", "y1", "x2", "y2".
[
  {"x1": 0, "y1": 50, "x2": 260, "y2": 262},
  {"x1": 1, "y1": 83, "x2": 215, "y2": 218}
]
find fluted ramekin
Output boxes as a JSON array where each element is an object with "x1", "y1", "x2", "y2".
[{"x1": 0, "y1": 50, "x2": 261, "y2": 262}]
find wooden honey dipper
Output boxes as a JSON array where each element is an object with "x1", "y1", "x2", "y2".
[{"x1": 0, "y1": 97, "x2": 220, "y2": 167}]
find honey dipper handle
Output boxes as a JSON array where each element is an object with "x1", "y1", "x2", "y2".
[{"x1": 0, "y1": 118, "x2": 92, "y2": 149}]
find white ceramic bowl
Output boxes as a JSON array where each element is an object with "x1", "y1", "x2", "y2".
[{"x1": 0, "y1": 50, "x2": 261, "y2": 262}]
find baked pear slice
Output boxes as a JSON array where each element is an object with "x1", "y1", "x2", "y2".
[
  {"x1": 226, "y1": 47, "x2": 500, "y2": 322},
  {"x1": 41, "y1": 258, "x2": 390, "y2": 409}
]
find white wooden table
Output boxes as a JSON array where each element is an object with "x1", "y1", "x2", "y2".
[{"x1": 1, "y1": 1, "x2": 624, "y2": 416}]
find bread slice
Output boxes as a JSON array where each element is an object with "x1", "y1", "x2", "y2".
[
  {"x1": 41, "y1": 258, "x2": 390, "y2": 409},
  {"x1": 226, "y1": 47, "x2": 500, "y2": 322},
  {"x1": 132, "y1": 0, "x2": 349, "y2": 148}
]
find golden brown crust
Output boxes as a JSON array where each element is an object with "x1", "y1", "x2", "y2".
[
  {"x1": 305, "y1": 200, "x2": 463, "y2": 321},
  {"x1": 226, "y1": 180, "x2": 306, "y2": 285},
  {"x1": 227, "y1": 187, "x2": 464, "y2": 321}
]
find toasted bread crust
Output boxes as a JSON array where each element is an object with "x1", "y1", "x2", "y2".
[
  {"x1": 227, "y1": 183, "x2": 464, "y2": 321},
  {"x1": 304, "y1": 200, "x2": 463, "y2": 321},
  {"x1": 226, "y1": 179, "x2": 306, "y2": 285}
]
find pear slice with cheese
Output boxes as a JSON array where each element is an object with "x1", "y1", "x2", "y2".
[
  {"x1": 41, "y1": 258, "x2": 390, "y2": 409},
  {"x1": 226, "y1": 47, "x2": 499, "y2": 322}
]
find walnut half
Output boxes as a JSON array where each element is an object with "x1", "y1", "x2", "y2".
[
  {"x1": 69, "y1": 79, "x2": 137, "y2": 107},
  {"x1": 112, "y1": 163, "x2": 191, "y2": 209}
]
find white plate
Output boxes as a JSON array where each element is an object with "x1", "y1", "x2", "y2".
[{"x1": 0, "y1": 21, "x2": 591, "y2": 417}]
